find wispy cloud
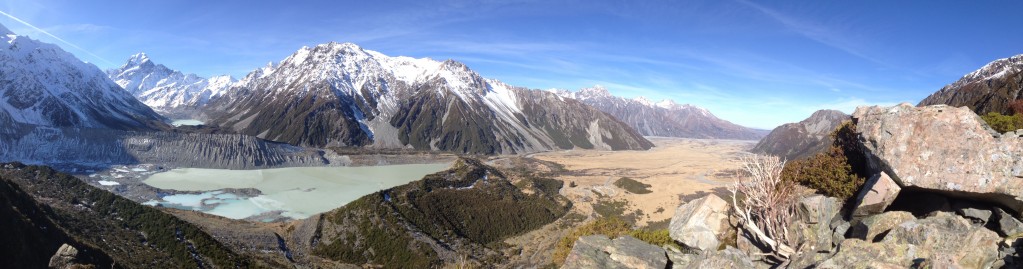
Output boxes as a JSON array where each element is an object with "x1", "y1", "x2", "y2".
[
  {"x1": 735, "y1": 0, "x2": 888, "y2": 67},
  {"x1": 0, "y1": 10, "x2": 114, "y2": 66}
]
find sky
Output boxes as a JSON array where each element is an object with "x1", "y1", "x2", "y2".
[{"x1": 2, "y1": 0, "x2": 1021, "y2": 129}]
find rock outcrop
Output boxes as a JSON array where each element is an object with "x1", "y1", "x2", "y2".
[
  {"x1": 561, "y1": 235, "x2": 667, "y2": 269},
  {"x1": 850, "y1": 211, "x2": 915, "y2": 242},
  {"x1": 854, "y1": 103, "x2": 1023, "y2": 212},
  {"x1": 752, "y1": 109, "x2": 849, "y2": 160},
  {"x1": 668, "y1": 194, "x2": 730, "y2": 250}
]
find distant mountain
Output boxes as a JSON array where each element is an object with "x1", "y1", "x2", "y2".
[
  {"x1": 552, "y1": 86, "x2": 768, "y2": 140},
  {"x1": 918, "y1": 54, "x2": 1023, "y2": 114},
  {"x1": 107, "y1": 53, "x2": 236, "y2": 117},
  {"x1": 0, "y1": 24, "x2": 165, "y2": 130},
  {"x1": 751, "y1": 109, "x2": 849, "y2": 161},
  {"x1": 201, "y1": 42, "x2": 653, "y2": 154}
]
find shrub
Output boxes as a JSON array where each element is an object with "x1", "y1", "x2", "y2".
[
  {"x1": 1009, "y1": 99, "x2": 1023, "y2": 115},
  {"x1": 781, "y1": 121, "x2": 867, "y2": 199},
  {"x1": 614, "y1": 177, "x2": 652, "y2": 194},
  {"x1": 981, "y1": 112, "x2": 1023, "y2": 133},
  {"x1": 730, "y1": 154, "x2": 798, "y2": 258}
]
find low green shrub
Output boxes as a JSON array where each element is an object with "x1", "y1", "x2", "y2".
[
  {"x1": 981, "y1": 112, "x2": 1023, "y2": 133},
  {"x1": 614, "y1": 177, "x2": 652, "y2": 194},
  {"x1": 781, "y1": 121, "x2": 866, "y2": 199}
]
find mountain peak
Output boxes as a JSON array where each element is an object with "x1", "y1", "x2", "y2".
[
  {"x1": 577, "y1": 85, "x2": 611, "y2": 98},
  {"x1": 124, "y1": 52, "x2": 152, "y2": 67}
]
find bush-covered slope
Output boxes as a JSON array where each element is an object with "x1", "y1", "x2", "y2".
[
  {"x1": 0, "y1": 163, "x2": 252, "y2": 268},
  {"x1": 309, "y1": 157, "x2": 572, "y2": 267}
]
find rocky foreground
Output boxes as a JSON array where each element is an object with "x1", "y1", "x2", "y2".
[{"x1": 562, "y1": 104, "x2": 1023, "y2": 268}]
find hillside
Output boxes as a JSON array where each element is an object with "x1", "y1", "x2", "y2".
[
  {"x1": 751, "y1": 109, "x2": 849, "y2": 160},
  {"x1": 918, "y1": 54, "x2": 1023, "y2": 114},
  {"x1": 554, "y1": 86, "x2": 767, "y2": 140},
  {"x1": 0, "y1": 163, "x2": 257, "y2": 268},
  {"x1": 301, "y1": 157, "x2": 571, "y2": 267}
]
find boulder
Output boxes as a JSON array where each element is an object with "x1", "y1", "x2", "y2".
[
  {"x1": 561, "y1": 235, "x2": 625, "y2": 269},
  {"x1": 818, "y1": 239, "x2": 917, "y2": 269},
  {"x1": 850, "y1": 211, "x2": 915, "y2": 242},
  {"x1": 953, "y1": 200, "x2": 994, "y2": 224},
  {"x1": 606, "y1": 236, "x2": 668, "y2": 269},
  {"x1": 995, "y1": 207, "x2": 1023, "y2": 237},
  {"x1": 48, "y1": 244, "x2": 81, "y2": 269},
  {"x1": 561, "y1": 235, "x2": 668, "y2": 269},
  {"x1": 791, "y1": 195, "x2": 842, "y2": 251},
  {"x1": 669, "y1": 194, "x2": 730, "y2": 251},
  {"x1": 853, "y1": 104, "x2": 1023, "y2": 213},
  {"x1": 881, "y1": 212, "x2": 1000, "y2": 268},
  {"x1": 693, "y1": 246, "x2": 757, "y2": 268},
  {"x1": 851, "y1": 172, "x2": 901, "y2": 218}
]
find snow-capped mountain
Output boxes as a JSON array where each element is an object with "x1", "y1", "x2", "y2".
[
  {"x1": 552, "y1": 86, "x2": 767, "y2": 140},
  {"x1": 202, "y1": 42, "x2": 653, "y2": 154},
  {"x1": 0, "y1": 23, "x2": 165, "y2": 130},
  {"x1": 107, "y1": 53, "x2": 237, "y2": 116},
  {"x1": 919, "y1": 54, "x2": 1023, "y2": 114}
]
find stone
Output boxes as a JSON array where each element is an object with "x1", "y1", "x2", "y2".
[
  {"x1": 953, "y1": 200, "x2": 994, "y2": 224},
  {"x1": 793, "y1": 195, "x2": 842, "y2": 251},
  {"x1": 561, "y1": 235, "x2": 625, "y2": 269},
  {"x1": 669, "y1": 194, "x2": 730, "y2": 251},
  {"x1": 832, "y1": 221, "x2": 850, "y2": 247},
  {"x1": 853, "y1": 104, "x2": 1023, "y2": 213},
  {"x1": 48, "y1": 244, "x2": 80, "y2": 269},
  {"x1": 851, "y1": 211, "x2": 915, "y2": 242},
  {"x1": 693, "y1": 246, "x2": 757, "y2": 268},
  {"x1": 995, "y1": 207, "x2": 1023, "y2": 237},
  {"x1": 818, "y1": 239, "x2": 916, "y2": 269},
  {"x1": 851, "y1": 172, "x2": 901, "y2": 218},
  {"x1": 561, "y1": 235, "x2": 668, "y2": 269},
  {"x1": 606, "y1": 236, "x2": 668, "y2": 269},
  {"x1": 881, "y1": 212, "x2": 1000, "y2": 268}
]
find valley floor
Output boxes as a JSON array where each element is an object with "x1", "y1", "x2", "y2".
[
  {"x1": 498, "y1": 137, "x2": 755, "y2": 266},
  {"x1": 532, "y1": 137, "x2": 754, "y2": 225}
]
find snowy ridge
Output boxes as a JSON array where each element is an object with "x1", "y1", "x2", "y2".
[
  {"x1": 952, "y1": 54, "x2": 1023, "y2": 88},
  {"x1": 202, "y1": 42, "x2": 652, "y2": 153},
  {"x1": 0, "y1": 23, "x2": 164, "y2": 130},
  {"x1": 107, "y1": 53, "x2": 238, "y2": 114}
]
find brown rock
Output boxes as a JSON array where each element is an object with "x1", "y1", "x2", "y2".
[
  {"x1": 853, "y1": 104, "x2": 1023, "y2": 212},
  {"x1": 851, "y1": 172, "x2": 901, "y2": 218}
]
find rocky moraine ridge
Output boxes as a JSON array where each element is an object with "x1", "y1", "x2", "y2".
[{"x1": 561, "y1": 104, "x2": 1023, "y2": 268}]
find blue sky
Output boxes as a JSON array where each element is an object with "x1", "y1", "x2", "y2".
[{"x1": 2, "y1": 0, "x2": 1021, "y2": 129}]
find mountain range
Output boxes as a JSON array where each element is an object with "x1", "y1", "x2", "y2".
[
  {"x1": 173, "y1": 42, "x2": 653, "y2": 154},
  {"x1": 107, "y1": 53, "x2": 236, "y2": 117},
  {"x1": 553, "y1": 86, "x2": 767, "y2": 140}
]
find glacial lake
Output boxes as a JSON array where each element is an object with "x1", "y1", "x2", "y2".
[
  {"x1": 142, "y1": 163, "x2": 450, "y2": 220},
  {"x1": 170, "y1": 119, "x2": 205, "y2": 126}
]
